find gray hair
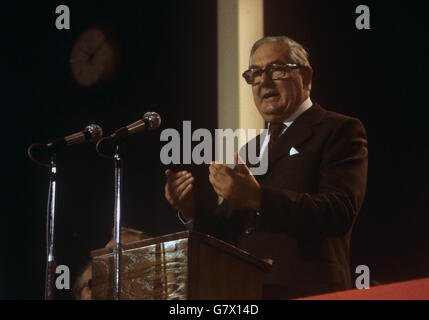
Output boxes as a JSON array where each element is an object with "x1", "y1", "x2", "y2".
[{"x1": 249, "y1": 36, "x2": 310, "y2": 67}]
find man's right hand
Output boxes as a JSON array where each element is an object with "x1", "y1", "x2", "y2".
[{"x1": 164, "y1": 169, "x2": 196, "y2": 222}]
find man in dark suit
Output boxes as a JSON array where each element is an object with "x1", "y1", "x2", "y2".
[{"x1": 165, "y1": 36, "x2": 368, "y2": 299}]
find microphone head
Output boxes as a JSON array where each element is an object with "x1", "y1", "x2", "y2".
[
  {"x1": 85, "y1": 124, "x2": 103, "y2": 142},
  {"x1": 143, "y1": 112, "x2": 161, "y2": 130}
]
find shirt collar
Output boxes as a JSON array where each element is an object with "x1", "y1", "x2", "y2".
[{"x1": 268, "y1": 97, "x2": 313, "y2": 129}]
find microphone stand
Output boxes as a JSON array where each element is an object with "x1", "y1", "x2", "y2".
[
  {"x1": 112, "y1": 143, "x2": 122, "y2": 300},
  {"x1": 95, "y1": 114, "x2": 161, "y2": 299},
  {"x1": 96, "y1": 137, "x2": 122, "y2": 300},
  {"x1": 27, "y1": 143, "x2": 55, "y2": 299},
  {"x1": 27, "y1": 126, "x2": 103, "y2": 300},
  {"x1": 45, "y1": 154, "x2": 57, "y2": 300}
]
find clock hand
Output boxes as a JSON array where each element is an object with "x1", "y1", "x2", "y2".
[
  {"x1": 78, "y1": 47, "x2": 90, "y2": 56},
  {"x1": 88, "y1": 39, "x2": 106, "y2": 62}
]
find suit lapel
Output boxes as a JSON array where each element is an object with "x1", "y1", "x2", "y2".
[
  {"x1": 243, "y1": 104, "x2": 326, "y2": 182},
  {"x1": 266, "y1": 103, "x2": 326, "y2": 170}
]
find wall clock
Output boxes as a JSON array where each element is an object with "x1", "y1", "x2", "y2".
[{"x1": 69, "y1": 26, "x2": 118, "y2": 87}]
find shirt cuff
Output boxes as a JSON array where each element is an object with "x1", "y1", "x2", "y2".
[{"x1": 177, "y1": 211, "x2": 194, "y2": 230}]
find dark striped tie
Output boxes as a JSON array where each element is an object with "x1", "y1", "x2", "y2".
[{"x1": 268, "y1": 122, "x2": 285, "y2": 151}]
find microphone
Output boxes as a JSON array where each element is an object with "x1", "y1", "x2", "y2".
[
  {"x1": 110, "y1": 112, "x2": 161, "y2": 138},
  {"x1": 46, "y1": 124, "x2": 103, "y2": 150}
]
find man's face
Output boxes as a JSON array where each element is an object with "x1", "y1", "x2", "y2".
[{"x1": 250, "y1": 42, "x2": 310, "y2": 123}]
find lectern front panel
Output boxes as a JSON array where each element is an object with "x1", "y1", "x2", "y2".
[
  {"x1": 92, "y1": 238, "x2": 188, "y2": 299},
  {"x1": 91, "y1": 231, "x2": 272, "y2": 300}
]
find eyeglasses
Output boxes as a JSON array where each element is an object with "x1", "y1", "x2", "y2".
[{"x1": 242, "y1": 63, "x2": 304, "y2": 85}]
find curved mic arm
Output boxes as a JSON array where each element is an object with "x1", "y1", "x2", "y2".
[
  {"x1": 95, "y1": 136, "x2": 116, "y2": 160},
  {"x1": 27, "y1": 143, "x2": 50, "y2": 168}
]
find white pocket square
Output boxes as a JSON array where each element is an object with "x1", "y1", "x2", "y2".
[{"x1": 289, "y1": 147, "x2": 299, "y2": 156}]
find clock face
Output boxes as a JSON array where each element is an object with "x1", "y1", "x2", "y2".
[{"x1": 70, "y1": 26, "x2": 117, "y2": 87}]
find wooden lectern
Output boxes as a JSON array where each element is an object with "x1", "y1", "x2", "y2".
[{"x1": 91, "y1": 231, "x2": 272, "y2": 299}]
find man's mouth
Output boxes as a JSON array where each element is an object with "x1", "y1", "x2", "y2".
[{"x1": 262, "y1": 92, "x2": 280, "y2": 100}]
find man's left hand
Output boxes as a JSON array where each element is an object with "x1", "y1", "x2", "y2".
[{"x1": 209, "y1": 152, "x2": 261, "y2": 210}]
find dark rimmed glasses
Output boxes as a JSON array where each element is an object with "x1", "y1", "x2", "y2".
[{"x1": 242, "y1": 63, "x2": 304, "y2": 85}]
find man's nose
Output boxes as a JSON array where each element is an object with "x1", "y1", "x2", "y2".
[{"x1": 260, "y1": 70, "x2": 274, "y2": 87}]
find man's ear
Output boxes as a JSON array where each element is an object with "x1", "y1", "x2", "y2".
[{"x1": 300, "y1": 66, "x2": 313, "y2": 90}]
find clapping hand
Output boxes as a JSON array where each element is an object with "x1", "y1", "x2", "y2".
[
  {"x1": 164, "y1": 169, "x2": 196, "y2": 221},
  {"x1": 209, "y1": 152, "x2": 261, "y2": 210}
]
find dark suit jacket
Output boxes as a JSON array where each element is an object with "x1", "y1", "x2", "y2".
[{"x1": 195, "y1": 103, "x2": 368, "y2": 299}]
